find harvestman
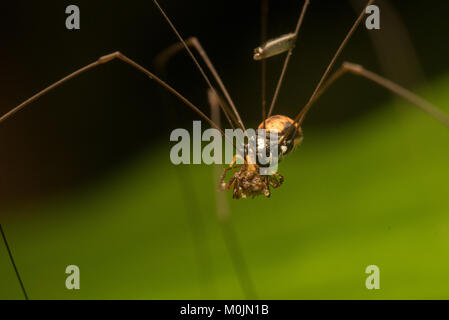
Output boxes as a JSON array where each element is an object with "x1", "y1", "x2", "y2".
[
  {"x1": 1, "y1": 0, "x2": 449, "y2": 199},
  {"x1": 2, "y1": 0, "x2": 449, "y2": 302}
]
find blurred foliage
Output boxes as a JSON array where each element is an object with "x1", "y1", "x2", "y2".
[{"x1": 1, "y1": 74, "x2": 449, "y2": 300}]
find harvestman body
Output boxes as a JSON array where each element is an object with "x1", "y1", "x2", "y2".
[{"x1": 1, "y1": 0, "x2": 449, "y2": 199}]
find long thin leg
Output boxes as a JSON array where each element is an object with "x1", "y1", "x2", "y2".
[
  {"x1": 177, "y1": 167, "x2": 216, "y2": 297},
  {"x1": 155, "y1": 62, "x2": 215, "y2": 298},
  {"x1": 209, "y1": 89, "x2": 257, "y2": 299},
  {"x1": 0, "y1": 52, "x2": 228, "y2": 137},
  {"x1": 0, "y1": 224, "x2": 28, "y2": 300},
  {"x1": 266, "y1": 0, "x2": 310, "y2": 119},
  {"x1": 152, "y1": 0, "x2": 246, "y2": 132},
  {"x1": 281, "y1": 0, "x2": 375, "y2": 144},
  {"x1": 305, "y1": 0, "x2": 376, "y2": 106},
  {"x1": 155, "y1": 37, "x2": 237, "y2": 130},
  {"x1": 297, "y1": 62, "x2": 449, "y2": 128},
  {"x1": 260, "y1": 0, "x2": 269, "y2": 128}
]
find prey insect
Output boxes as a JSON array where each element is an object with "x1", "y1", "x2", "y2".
[{"x1": 1, "y1": 0, "x2": 449, "y2": 200}]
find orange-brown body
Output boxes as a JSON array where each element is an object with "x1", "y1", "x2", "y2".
[
  {"x1": 258, "y1": 115, "x2": 303, "y2": 151},
  {"x1": 221, "y1": 115, "x2": 303, "y2": 198}
]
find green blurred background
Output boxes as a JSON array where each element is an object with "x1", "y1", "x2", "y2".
[{"x1": 1, "y1": 0, "x2": 449, "y2": 299}]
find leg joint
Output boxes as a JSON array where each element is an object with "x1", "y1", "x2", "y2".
[
  {"x1": 98, "y1": 51, "x2": 123, "y2": 64},
  {"x1": 342, "y1": 61, "x2": 364, "y2": 74}
]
